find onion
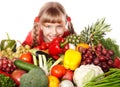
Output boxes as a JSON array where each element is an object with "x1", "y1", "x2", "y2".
[
  {"x1": 60, "y1": 80, "x2": 74, "y2": 87},
  {"x1": 11, "y1": 69, "x2": 26, "y2": 86}
]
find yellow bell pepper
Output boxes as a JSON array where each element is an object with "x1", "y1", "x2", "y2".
[{"x1": 63, "y1": 49, "x2": 82, "y2": 70}]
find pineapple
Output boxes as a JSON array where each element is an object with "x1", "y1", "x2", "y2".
[
  {"x1": 66, "y1": 18, "x2": 111, "y2": 47},
  {"x1": 78, "y1": 18, "x2": 111, "y2": 46},
  {"x1": 66, "y1": 34, "x2": 81, "y2": 46}
]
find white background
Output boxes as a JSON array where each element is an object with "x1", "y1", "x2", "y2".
[{"x1": 0, "y1": 0, "x2": 120, "y2": 46}]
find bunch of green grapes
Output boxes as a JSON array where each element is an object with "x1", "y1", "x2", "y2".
[{"x1": 1, "y1": 45, "x2": 31, "y2": 59}]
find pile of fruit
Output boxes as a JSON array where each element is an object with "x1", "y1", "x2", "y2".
[{"x1": 0, "y1": 18, "x2": 120, "y2": 87}]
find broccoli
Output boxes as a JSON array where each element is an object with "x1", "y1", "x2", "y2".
[
  {"x1": 0, "y1": 74, "x2": 16, "y2": 87},
  {"x1": 20, "y1": 67, "x2": 48, "y2": 87}
]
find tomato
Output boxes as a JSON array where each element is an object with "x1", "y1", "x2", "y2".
[
  {"x1": 20, "y1": 52, "x2": 33, "y2": 63},
  {"x1": 51, "y1": 64, "x2": 66, "y2": 79}
]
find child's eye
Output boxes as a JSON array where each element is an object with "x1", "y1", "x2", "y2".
[
  {"x1": 57, "y1": 25, "x2": 63, "y2": 28},
  {"x1": 46, "y1": 25, "x2": 51, "y2": 28}
]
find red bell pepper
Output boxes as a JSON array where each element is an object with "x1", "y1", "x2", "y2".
[
  {"x1": 48, "y1": 37, "x2": 69, "y2": 60},
  {"x1": 0, "y1": 70, "x2": 10, "y2": 77},
  {"x1": 62, "y1": 43, "x2": 69, "y2": 53},
  {"x1": 35, "y1": 42, "x2": 50, "y2": 50},
  {"x1": 113, "y1": 57, "x2": 120, "y2": 68}
]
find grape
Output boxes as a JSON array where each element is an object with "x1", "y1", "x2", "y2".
[
  {"x1": 6, "y1": 47, "x2": 12, "y2": 52},
  {"x1": 107, "y1": 59, "x2": 114, "y2": 67},
  {"x1": 81, "y1": 61, "x2": 87, "y2": 65},
  {"x1": 108, "y1": 50, "x2": 114, "y2": 56},
  {"x1": 85, "y1": 58, "x2": 92, "y2": 64},
  {"x1": 99, "y1": 55, "x2": 106, "y2": 62},
  {"x1": 25, "y1": 45, "x2": 31, "y2": 50},
  {"x1": 6, "y1": 67, "x2": 11, "y2": 72},
  {"x1": 2, "y1": 64, "x2": 7, "y2": 69},
  {"x1": 101, "y1": 62, "x2": 109, "y2": 72},
  {"x1": 82, "y1": 48, "x2": 87, "y2": 54},
  {"x1": 80, "y1": 43, "x2": 115, "y2": 72},
  {"x1": 102, "y1": 49, "x2": 107, "y2": 55},
  {"x1": 82, "y1": 56, "x2": 86, "y2": 61},
  {"x1": 96, "y1": 46, "x2": 102, "y2": 51},
  {"x1": 93, "y1": 58, "x2": 100, "y2": 65},
  {"x1": 1, "y1": 44, "x2": 31, "y2": 59},
  {"x1": 89, "y1": 54, "x2": 93, "y2": 60},
  {"x1": 84, "y1": 53, "x2": 89, "y2": 58},
  {"x1": 0, "y1": 57, "x2": 16, "y2": 74}
]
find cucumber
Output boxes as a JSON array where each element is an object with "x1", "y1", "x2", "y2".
[{"x1": 14, "y1": 59, "x2": 38, "y2": 71}]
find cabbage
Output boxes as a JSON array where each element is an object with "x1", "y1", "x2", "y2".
[{"x1": 73, "y1": 64, "x2": 104, "y2": 87}]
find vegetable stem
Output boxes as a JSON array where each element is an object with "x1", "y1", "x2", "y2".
[
  {"x1": 84, "y1": 68, "x2": 120, "y2": 87},
  {"x1": 50, "y1": 55, "x2": 64, "y2": 70}
]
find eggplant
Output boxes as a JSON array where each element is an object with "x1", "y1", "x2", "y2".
[{"x1": 35, "y1": 50, "x2": 55, "y2": 61}]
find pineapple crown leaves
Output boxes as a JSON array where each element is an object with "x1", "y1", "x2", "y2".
[{"x1": 79, "y1": 18, "x2": 112, "y2": 46}]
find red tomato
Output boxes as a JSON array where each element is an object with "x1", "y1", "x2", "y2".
[
  {"x1": 20, "y1": 52, "x2": 33, "y2": 63},
  {"x1": 51, "y1": 64, "x2": 66, "y2": 79}
]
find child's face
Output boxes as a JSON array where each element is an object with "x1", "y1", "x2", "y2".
[{"x1": 41, "y1": 22, "x2": 65, "y2": 42}]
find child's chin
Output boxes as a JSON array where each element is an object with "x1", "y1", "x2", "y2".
[{"x1": 50, "y1": 37, "x2": 56, "y2": 41}]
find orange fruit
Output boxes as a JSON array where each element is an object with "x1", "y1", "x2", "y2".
[
  {"x1": 48, "y1": 75, "x2": 60, "y2": 87},
  {"x1": 76, "y1": 43, "x2": 89, "y2": 51}
]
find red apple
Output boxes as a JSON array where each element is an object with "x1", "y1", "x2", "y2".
[
  {"x1": 62, "y1": 69, "x2": 74, "y2": 81},
  {"x1": 11, "y1": 69, "x2": 26, "y2": 86}
]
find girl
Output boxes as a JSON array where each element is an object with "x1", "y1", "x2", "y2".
[{"x1": 22, "y1": 1, "x2": 76, "y2": 48}]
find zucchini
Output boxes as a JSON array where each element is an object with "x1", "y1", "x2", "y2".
[{"x1": 14, "y1": 59, "x2": 38, "y2": 71}]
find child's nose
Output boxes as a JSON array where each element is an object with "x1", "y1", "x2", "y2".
[{"x1": 52, "y1": 27, "x2": 57, "y2": 35}]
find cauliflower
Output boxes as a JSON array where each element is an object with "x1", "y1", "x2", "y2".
[{"x1": 73, "y1": 64, "x2": 104, "y2": 87}]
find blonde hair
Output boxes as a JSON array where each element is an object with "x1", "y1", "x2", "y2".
[{"x1": 32, "y1": 2, "x2": 75, "y2": 47}]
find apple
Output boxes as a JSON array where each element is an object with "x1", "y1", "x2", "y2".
[
  {"x1": 11, "y1": 69, "x2": 26, "y2": 86},
  {"x1": 62, "y1": 69, "x2": 74, "y2": 81}
]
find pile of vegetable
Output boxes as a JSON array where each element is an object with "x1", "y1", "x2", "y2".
[{"x1": 0, "y1": 18, "x2": 120, "y2": 87}]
